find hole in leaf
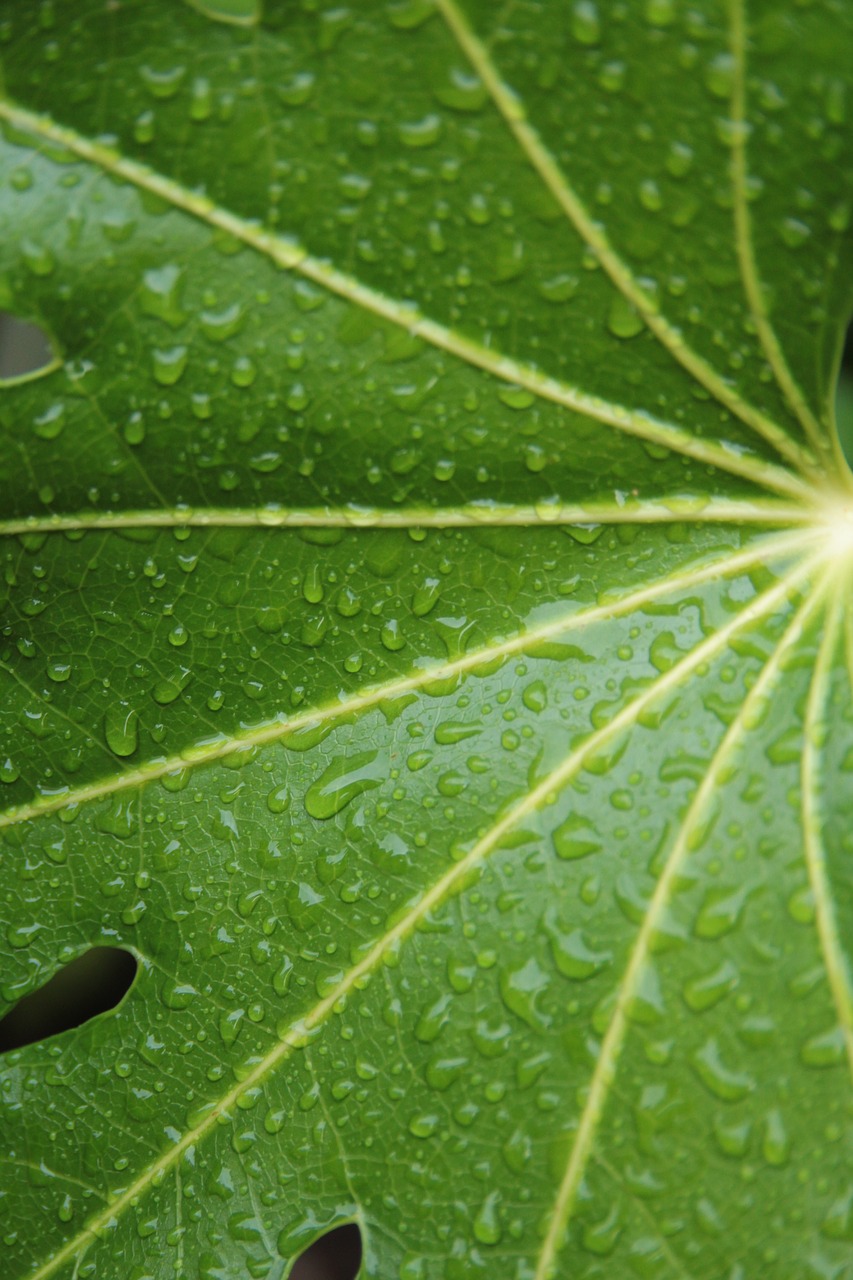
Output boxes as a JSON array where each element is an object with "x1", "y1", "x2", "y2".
[
  {"x1": 0, "y1": 311, "x2": 55, "y2": 382},
  {"x1": 290, "y1": 1223, "x2": 362, "y2": 1280},
  {"x1": 0, "y1": 948, "x2": 137, "y2": 1054},
  {"x1": 839, "y1": 318, "x2": 853, "y2": 461}
]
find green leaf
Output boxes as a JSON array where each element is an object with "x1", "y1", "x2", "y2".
[{"x1": 0, "y1": 3, "x2": 852, "y2": 1279}]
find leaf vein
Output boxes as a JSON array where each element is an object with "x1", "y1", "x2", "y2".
[
  {"x1": 0, "y1": 98, "x2": 813, "y2": 502},
  {"x1": 0, "y1": 497, "x2": 815, "y2": 539},
  {"x1": 531, "y1": 557, "x2": 830, "y2": 1280},
  {"x1": 20, "y1": 549, "x2": 822, "y2": 1280},
  {"x1": 801, "y1": 588, "x2": 853, "y2": 1084},
  {"x1": 434, "y1": 0, "x2": 821, "y2": 480},
  {"x1": 728, "y1": 0, "x2": 834, "y2": 465},
  {"x1": 0, "y1": 529, "x2": 819, "y2": 833}
]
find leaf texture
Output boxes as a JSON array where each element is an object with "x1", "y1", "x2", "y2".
[{"x1": 0, "y1": 3, "x2": 852, "y2": 1279}]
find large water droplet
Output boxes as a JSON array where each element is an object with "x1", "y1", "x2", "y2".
[
  {"x1": 104, "y1": 702, "x2": 139, "y2": 757},
  {"x1": 304, "y1": 750, "x2": 383, "y2": 820}
]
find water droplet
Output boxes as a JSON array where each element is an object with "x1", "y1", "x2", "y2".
[
  {"x1": 408, "y1": 1112, "x2": 439, "y2": 1138},
  {"x1": 415, "y1": 994, "x2": 453, "y2": 1044},
  {"x1": 380, "y1": 618, "x2": 406, "y2": 651},
  {"x1": 683, "y1": 961, "x2": 739, "y2": 1012},
  {"x1": 582, "y1": 1203, "x2": 621, "y2": 1256},
  {"x1": 425, "y1": 1054, "x2": 468, "y2": 1091},
  {"x1": 219, "y1": 1008, "x2": 245, "y2": 1046},
  {"x1": 607, "y1": 294, "x2": 644, "y2": 339},
  {"x1": 572, "y1": 0, "x2": 601, "y2": 44},
  {"x1": 645, "y1": 0, "x2": 676, "y2": 26},
  {"x1": 545, "y1": 912, "x2": 611, "y2": 980},
  {"x1": 498, "y1": 385, "x2": 535, "y2": 410},
  {"x1": 433, "y1": 67, "x2": 486, "y2": 113},
  {"x1": 141, "y1": 264, "x2": 186, "y2": 328},
  {"x1": 692, "y1": 1038, "x2": 755, "y2": 1101},
  {"x1": 304, "y1": 750, "x2": 383, "y2": 820},
  {"x1": 552, "y1": 812, "x2": 601, "y2": 861},
  {"x1": 412, "y1": 577, "x2": 441, "y2": 617},
  {"x1": 0, "y1": 757, "x2": 20, "y2": 784},
  {"x1": 190, "y1": 76, "x2": 213, "y2": 120},
  {"x1": 762, "y1": 1108, "x2": 790, "y2": 1166},
  {"x1": 434, "y1": 720, "x2": 480, "y2": 746},
  {"x1": 187, "y1": 0, "x2": 260, "y2": 24},
  {"x1": 801, "y1": 1026, "x2": 845, "y2": 1068},
  {"x1": 104, "y1": 702, "x2": 138, "y2": 757},
  {"x1": 22, "y1": 240, "x2": 55, "y2": 277},
  {"x1": 201, "y1": 301, "x2": 244, "y2": 342},
  {"x1": 821, "y1": 1187, "x2": 853, "y2": 1240},
  {"x1": 705, "y1": 53, "x2": 735, "y2": 100},
  {"x1": 140, "y1": 63, "x2": 186, "y2": 98},
  {"x1": 473, "y1": 1191, "x2": 502, "y2": 1245},
  {"x1": 522, "y1": 680, "x2": 547, "y2": 713},
  {"x1": 499, "y1": 958, "x2": 552, "y2": 1029},
  {"x1": 152, "y1": 345, "x2": 188, "y2": 386},
  {"x1": 693, "y1": 885, "x2": 749, "y2": 939},
  {"x1": 7, "y1": 922, "x2": 43, "y2": 949},
  {"x1": 33, "y1": 402, "x2": 65, "y2": 440},
  {"x1": 502, "y1": 1127, "x2": 531, "y2": 1173},
  {"x1": 388, "y1": 0, "x2": 434, "y2": 28},
  {"x1": 266, "y1": 785, "x2": 290, "y2": 814},
  {"x1": 398, "y1": 114, "x2": 442, "y2": 148}
]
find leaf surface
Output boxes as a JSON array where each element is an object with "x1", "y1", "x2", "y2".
[{"x1": 1, "y1": 3, "x2": 852, "y2": 1279}]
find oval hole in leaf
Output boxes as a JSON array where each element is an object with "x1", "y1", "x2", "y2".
[
  {"x1": 839, "y1": 317, "x2": 853, "y2": 465},
  {"x1": 0, "y1": 311, "x2": 56, "y2": 382},
  {"x1": 0, "y1": 948, "x2": 137, "y2": 1053},
  {"x1": 290, "y1": 1223, "x2": 362, "y2": 1280}
]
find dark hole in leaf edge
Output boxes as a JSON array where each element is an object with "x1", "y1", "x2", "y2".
[
  {"x1": 0, "y1": 948, "x2": 138, "y2": 1054},
  {"x1": 0, "y1": 310, "x2": 56, "y2": 382},
  {"x1": 290, "y1": 1223, "x2": 362, "y2": 1280},
  {"x1": 838, "y1": 316, "x2": 853, "y2": 466}
]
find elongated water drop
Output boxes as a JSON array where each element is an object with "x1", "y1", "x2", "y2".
[
  {"x1": 105, "y1": 702, "x2": 138, "y2": 757},
  {"x1": 304, "y1": 751, "x2": 383, "y2": 820}
]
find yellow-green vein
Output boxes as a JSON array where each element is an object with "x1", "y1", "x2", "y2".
[
  {"x1": 728, "y1": 0, "x2": 836, "y2": 469},
  {"x1": 21, "y1": 541, "x2": 821, "y2": 1280},
  {"x1": 0, "y1": 527, "x2": 819, "y2": 833},
  {"x1": 844, "y1": 595, "x2": 853, "y2": 697},
  {"x1": 434, "y1": 0, "x2": 821, "y2": 481},
  {"x1": 801, "y1": 587, "x2": 853, "y2": 1082},
  {"x1": 532, "y1": 560, "x2": 831, "y2": 1280},
  {"x1": 0, "y1": 99, "x2": 813, "y2": 503},
  {"x1": 0, "y1": 496, "x2": 817, "y2": 540}
]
